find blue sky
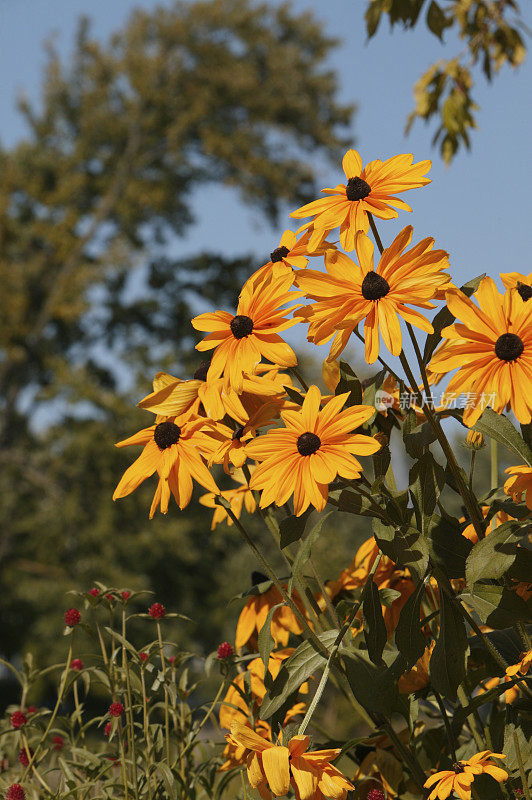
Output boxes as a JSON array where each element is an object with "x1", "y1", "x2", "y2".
[{"x1": 1, "y1": 0, "x2": 531, "y2": 401}]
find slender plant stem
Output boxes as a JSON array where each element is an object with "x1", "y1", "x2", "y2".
[
  {"x1": 514, "y1": 731, "x2": 531, "y2": 800},
  {"x1": 456, "y1": 685, "x2": 488, "y2": 752},
  {"x1": 469, "y1": 449, "x2": 477, "y2": 493},
  {"x1": 224, "y1": 506, "x2": 329, "y2": 657},
  {"x1": 140, "y1": 669, "x2": 154, "y2": 800},
  {"x1": 433, "y1": 690, "x2": 457, "y2": 762},
  {"x1": 490, "y1": 437, "x2": 498, "y2": 491},
  {"x1": 156, "y1": 622, "x2": 171, "y2": 766},
  {"x1": 122, "y1": 610, "x2": 140, "y2": 799},
  {"x1": 289, "y1": 366, "x2": 309, "y2": 392},
  {"x1": 367, "y1": 212, "x2": 385, "y2": 254},
  {"x1": 298, "y1": 555, "x2": 382, "y2": 735}
]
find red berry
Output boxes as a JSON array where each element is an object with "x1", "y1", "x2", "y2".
[
  {"x1": 108, "y1": 702, "x2": 124, "y2": 718},
  {"x1": 217, "y1": 642, "x2": 234, "y2": 660},
  {"x1": 105, "y1": 593, "x2": 114, "y2": 602},
  {"x1": 70, "y1": 658, "x2": 84, "y2": 671},
  {"x1": 89, "y1": 588, "x2": 100, "y2": 597},
  {"x1": 6, "y1": 785, "x2": 25, "y2": 800},
  {"x1": 64, "y1": 608, "x2": 81, "y2": 627},
  {"x1": 104, "y1": 722, "x2": 112, "y2": 738},
  {"x1": 52, "y1": 735, "x2": 64, "y2": 751},
  {"x1": 17, "y1": 748, "x2": 33, "y2": 767},
  {"x1": 121, "y1": 590, "x2": 131, "y2": 601},
  {"x1": 168, "y1": 656, "x2": 176, "y2": 665},
  {"x1": 10, "y1": 711, "x2": 27, "y2": 729},
  {"x1": 139, "y1": 652, "x2": 148, "y2": 663},
  {"x1": 367, "y1": 790, "x2": 386, "y2": 800},
  {"x1": 148, "y1": 602, "x2": 165, "y2": 619}
]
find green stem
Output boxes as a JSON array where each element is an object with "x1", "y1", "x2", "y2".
[
  {"x1": 490, "y1": 437, "x2": 498, "y2": 491},
  {"x1": 367, "y1": 212, "x2": 385, "y2": 254},
  {"x1": 225, "y1": 507, "x2": 329, "y2": 657},
  {"x1": 514, "y1": 731, "x2": 531, "y2": 800},
  {"x1": 289, "y1": 367, "x2": 309, "y2": 393},
  {"x1": 433, "y1": 690, "x2": 457, "y2": 762},
  {"x1": 156, "y1": 621, "x2": 172, "y2": 766},
  {"x1": 122, "y1": 610, "x2": 140, "y2": 799}
]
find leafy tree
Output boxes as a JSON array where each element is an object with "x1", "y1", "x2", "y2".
[
  {"x1": 0, "y1": 0, "x2": 352, "y2": 672},
  {"x1": 365, "y1": 0, "x2": 528, "y2": 161}
]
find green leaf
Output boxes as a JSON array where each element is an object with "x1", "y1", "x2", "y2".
[
  {"x1": 409, "y1": 452, "x2": 446, "y2": 526},
  {"x1": 283, "y1": 384, "x2": 305, "y2": 405},
  {"x1": 429, "y1": 589, "x2": 467, "y2": 700},
  {"x1": 472, "y1": 408, "x2": 532, "y2": 467},
  {"x1": 365, "y1": 0, "x2": 385, "y2": 37},
  {"x1": 342, "y1": 649, "x2": 399, "y2": 715},
  {"x1": 426, "y1": 1, "x2": 448, "y2": 39},
  {"x1": 335, "y1": 489, "x2": 374, "y2": 516},
  {"x1": 337, "y1": 360, "x2": 363, "y2": 406},
  {"x1": 425, "y1": 515, "x2": 473, "y2": 578},
  {"x1": 461, "y1": 585, "x2": 531, "y2": 629},
  {"x1": 258, "y1": 604, "x2": 282, "y2": 673},
  {"x1": 373, "y1": 519, "x2": 429, "y2": 582},
  {"x1": 465, "y1": 520, "x2": 526, "y2": 586},
  {"x1": 403, "y1": 416, "x2": 437, "y2": 459},
  {"x1": 260, "y1": 630, "x2": 337, "y2": 719},
  {"x1": 279, "y1": 510, "x2": 311, "y2": 549},
  {"x1": 395, "y1": 579, "x2": 429, "y2": 667},
  {"x1": 362, "y1": 578, "x2": 387, "y2": 664}
]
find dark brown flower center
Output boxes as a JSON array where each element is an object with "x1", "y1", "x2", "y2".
[
  {"x1": 154, "y1": 421, "x2": 181, "y2": 450},
  {"x1": 346, "y1": 176, "x2": 371, "y2": 201},
  {"x1": 517, "y1": 281, "x2": 532, "y2": 302},
  {"x1": 297, "y1": 431, "x2": 321, "y2": 456},
  {"x1": 232, "y1": 426, "x2": 245, "y2": 441},
  {"x1": 495, "y1": 332, "x2": 524, "y2": 362},
  {"x1": 361, "y1": 271, "x2": 390, "y2": 301},
  {"x1": 193, "y1": 360, "x2": 210, "y2": 381},
  {"x1": 453, "y1": 763, "x2": 465, "y2": 774},
  {"x1": 270, "y1": 245, "x2": 290, "y2": 263},
  {"x1": 251, "y1": 571, "x2": 268, "y2": 585},
  {"x1": 230, "y1": 314, "x2": 253, "y2": 339}
]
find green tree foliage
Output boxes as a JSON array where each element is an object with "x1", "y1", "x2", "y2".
[
  {"x1": 365, "y1": 0, "x2": 528, "y2": 161},
  {"x1": 0, "y1": 0, "x2": 352, "y2": 673}
]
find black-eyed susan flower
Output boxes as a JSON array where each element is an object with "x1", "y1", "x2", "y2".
[
  {"x1": 424, "y1": 752, "x2": 507, "y2": 800},
  {"x1": 191, "y1": 270, "x2": 301, "y2": 393},
  {"x1": 227, "y1": 722, "x2": 355, "y2": 800},
  {"x1": 429, "y1": 277, "x2": 532, "y2": 426},
  {"x1": 246, "y1": 385, "x2": 380, "y2": 516},
  {"x1": 199, "y1": 472, "x2": 256, "y2": 530},
  {"x1": 504, "y1": 465, "x2": 532, "y2": 510},
  {"x1": 295, "y1": 227, "x2": 450, "y2": 364},
  {"x1": 113, "y1": 414, "x2": 218, "y2": 517},
  {"x1": 249, "y1": 229, "x2": 336, "y2": 289},
  {"x1": 234, "y1": 575, "x2": 306, "y2": 650},
  {"x1": 290, "y1": 148, "x2": 431, "y2": 251},
  {"x1": 501, "y1": 269, "x2": 532, "y2": 302},
  {"x1": 206, "y1": 401, "x2": 280, "y2": 473}
]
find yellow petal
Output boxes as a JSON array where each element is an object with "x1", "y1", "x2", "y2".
[{"x1": 262, "y1": 745, "x2": 291, "y2": 796}]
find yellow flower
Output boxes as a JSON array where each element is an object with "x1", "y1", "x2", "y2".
[
  {"x1": 199, "y1": 472, "x2": 256, "y2": 530},
  {"x1": 227, "y1": 721, "x2": 355, "y2": 799},
  {"x1": 504, "y1": 465, "x2": 532, "y2": 510},
  {"x1": 505, "y1": 648, "x2": 532, "y2": 678},
  {"x1": 501, "y1": 269, "x2": 532, "y2": 302},
  {"x1": 192, "y1": 270, "x2": 301, "y2": 393},
  {"x1": 248, "y1": 229, "x2": 335, "y2": 289},
  {"x1": 206, "y1": 401, "x2": 280, "y2": 474},
  {"x1": 295, "y1": 227, "x2": 450, "y2": 363},
  {"x1": 219, "y1": 650, "x2": 303, "y2": 730},
  {"x1": 429, "y1": 277, "x2": 532, "y2": 426},
  {"x1": 290, "y1": 148, "x2": 431, "y2": 251},
  {"x1": 113, "y1": 414, "x2": 218, "y2": 517},
  {"x1": 246, "y1": 385, "x2": 380, "y2": 516},
  {"x1": 465, "y1": 430, "x2": 485, "y2": 450},
  {"x1": 235, "y1": 576, "x2": 306, "y2": 650},
  {"x1": 424, "y1": 752, "x2": 507, "y2": 800}
]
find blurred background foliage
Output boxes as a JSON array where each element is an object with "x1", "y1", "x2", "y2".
[{"x1": 0, "y1": 0, "x2": 526, "y2": 704}]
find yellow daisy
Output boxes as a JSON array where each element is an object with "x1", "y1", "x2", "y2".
[
  {"x1": 191, "y1": 270, "x2": 301, "y2": 393},
  {"x1": 501, "y1": 269, "x2": 532, "y2": 302},
  {"x1": 246, "y1": 385, "x2": 380, "y2": 516},
  {"x1": 199, "y1": 472, "x2": 256, "y2": 530},
  {"x1": 295, "y1": 226, "x2": 450, "y2": 363},
  {"x1": 504, "y1": 465, "x2": 532, "y2": 510},
  {"x1": 206, "y1": 401, "x2": 280, "y2": 474},
  {"x1": 424, "y1": 752, "x2": 507, "y2": 800},
  {"x1": 234, "y1": 573, "x2": 306, "y2": 650},
  {"x1": 113, "y1": 414, "x2": 218, "y2": 517},
  {"x1": 429, "y1": 277, "x2": 532, "y2": 425},
  {"x1": 290, "y1": 148, "x2": 431, "y2": 251},
  {"x1": 249, "y1": 229, "x2": 336, "y2": 288}
]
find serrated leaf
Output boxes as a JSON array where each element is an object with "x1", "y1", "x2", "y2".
[
  {"x1": 465, "y1": 520, "x2": 526, "y2": 585},
  {"x1": 260, "y1": 630, "x2": 337, "y2": 719},
  {"x1": 461, "y1": 585, "x2": 530, "y2": 629},
  {"x1": 363, "y1": 579, "x2": 387, "y2": 664},
  {"x1": 472, "y1": 408, "x2": 532, "y2": 467},
  {"x1": 395, "y1": 579, "x2": 429, "y2": 667},
  {"x1": 429, "y1": 590, "x2": 467, "y2": 700}
]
